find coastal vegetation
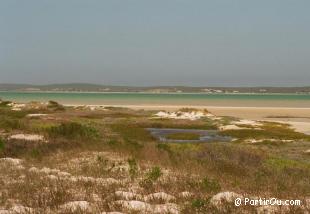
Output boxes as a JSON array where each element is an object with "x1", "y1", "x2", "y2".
[
  {"x1": 166, "y1": 132, "x2": 201, "y2": 140},
  {"x1": 0, "y1": 99, "x2": 309, "y2": 213}
]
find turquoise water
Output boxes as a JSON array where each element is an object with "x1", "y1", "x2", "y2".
[{"x1": 0, "y1": 91, "x2": 309, "y2": 107}]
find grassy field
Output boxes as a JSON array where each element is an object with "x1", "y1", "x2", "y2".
[{"x1": 0, "y1": 100, "x2": 309, "y2": 213}]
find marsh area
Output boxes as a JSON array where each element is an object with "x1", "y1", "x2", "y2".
[{"x1": 147, "y1": 128, "x2": 232, "y2": 143}]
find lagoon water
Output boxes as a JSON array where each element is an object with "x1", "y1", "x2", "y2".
[
  {"x1": 0, "y1": 91, "x2": 310, "y2": 107},
  {"x1": 147, "y1": 128, "x2": 232, "y2": 143}
]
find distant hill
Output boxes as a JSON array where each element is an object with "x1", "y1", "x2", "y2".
[{"x1": 0, "y1": 83, "x2": 309, "y2": 94}]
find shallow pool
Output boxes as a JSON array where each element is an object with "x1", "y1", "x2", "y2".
[{"x1": 146, "y1": 128, "x2": 231, "y2": 143}]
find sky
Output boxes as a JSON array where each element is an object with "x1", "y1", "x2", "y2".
[{"x1": 1, "y1": 0, "x2": 310, "y2": 87}]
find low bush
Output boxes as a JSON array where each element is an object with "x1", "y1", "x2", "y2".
[
  {"x1": 200, "y1": 177, "x2": 221, "y2": 193},
  {"x1": 47, "y1": 122, "x2": 99, "y2": 140},
  {"x1": 110, "y1": 123, "x2": 155, "y2": 141},
  {"x1": 128, "y1": 158, "x2": 138, "y2": 180},
  {"x1": 0, "y1": 117, "x2": 24, "y2": 130},
  {"x1": 47, "y1": 100, "x2": 65, "y2": 111},
  {"x1": 0, "y1": 100, "x2": 11, "y2": 107},
  {"x1": 0, "y1": 138, "x2": 5, "y2": 152},
  {"x1": 146, "y1": 166, "x2": 162, "y2": 182}
]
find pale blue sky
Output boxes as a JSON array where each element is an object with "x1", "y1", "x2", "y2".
[{"x1": 1, "y1": 0, "x2": 310, "y2": 86}]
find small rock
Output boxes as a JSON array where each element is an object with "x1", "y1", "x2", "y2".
[
  {"x1": 256, "y1": 205, "x2": 280, "y2": 214},
  {"x1": 10, "y1": 205, "x2": 34, "y2": 213},
  {"x1": 60, "y1": 201, "x2": 92, "y2": 212},
  {"x1": 57, "y1": 171, "x2": 71, "y2": 177},
  {"x1": 26, "y1": 114, "x2": 48, "y2": 118},
  {"x1": 47, "y1": 175, "x2": 58, "y2": 180},
  {"x1": 115, "y1": 191, "x2": 142, "y2": 200},
  {"x1": 145, "y1": 192, "x2": 176, "y2": 202},
  {"x1": 0, "y1": 210, "x2": 10, "y2": 214},
  {"x1": 28, "y1": 167, "x2": 40, "y2": 173},
  {"x1": 115, "y1": 200, "x2": 152, "y2": 212},
  {"x1": 101, "y1": 212, "x2": 125, "y2": 214},
  {"x1": 0, "y1": 158, "x2": 23, "y2": 165},
  {"x1": 210, "y1": 192, "x2": 243, "y2": 207},
  {"x1": 9, "y1": 134, "x2": 45, "y2": 142},
  {"x1": 153, "y1": 203, "x2": 179, "y2": 214}
]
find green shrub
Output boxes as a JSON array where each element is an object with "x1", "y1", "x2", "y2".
[
  {"x1": 0, "y1": 138, "x2": 5, "y2": 151},
  {"x1": 47, "y1": 122, "x2": 99, "y2": 140},
  {"x1": 146, "y1": 166, "x2": 162, "y2": 182},
  {"x1": 47, "y1": 100, "x2": 65, "y2": 111},
  {"x1": 0, "y1": 101, "x2": 11, "y2": 107},
  {"x1": 200, "y1": 177, "x2": 221, "y2": 193},
  {"x1": 139, "y1": 178, "x2": 154, "y2": 190},
  {"x1": 191, "y1": 199, "x2": 206, "y2": 209},
  {"x1": 110, "y1": 123, "x2": 154, "y2": 141},
  {"x1": 106, "y1": 139, "x2": 118, "y2": 146},
  {"x1": 0, "y1": 118, "x2": 24, "y2": 130},
  {"x1": 157, "y1": 143, "x2": 172, "y2": 153},
  {"x1": 128, "y1": 158, "x2": 138, "y2": 180},
  {"x1": 0, "y1": 108, "x2": 27, "y2": 118},
  {"x1": 30, "y1": 149, "x2": 42, "y2": 160}
]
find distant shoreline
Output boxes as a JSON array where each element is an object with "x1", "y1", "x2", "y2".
[
  {"x1": 1, "y1": 91, "x2": 309, "y2": 108},
  {"x1": 0, "y1": 90, "x2": 309, "y2": 95},
  {"x1": 1, "y1": 83, "x2": 310, "y2": 94},
  {"x1": 65, "y1": 104, "x2": 310, "y2": 110}
]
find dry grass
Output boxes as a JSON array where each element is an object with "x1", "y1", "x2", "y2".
[{"x1": 0, "y1": 102, "x2": 309, "y2": 213}]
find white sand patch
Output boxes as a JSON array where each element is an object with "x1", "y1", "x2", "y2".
[
  {"x1": 115, "y1": 191, "x2": 143, "y2": 200},
  {"x1": 210, "y1": 192, "x2": 243, "y2": 207},
  {"x1": 28, "y1": 166, "x2": 120, "y2": 185},
  {"x1": 115, "y1": 191, "x2": 176, "y2": 202},
  {"x1": 26, "y1": 114, "x2": 48, "y2": 118},
  {"x1": 304, "y1": 149, "x2": 310, "y2": 154},
  {"x1": 9, "y1": 205, "x2": 34, "y2": 213},
  {"x1": 57, "y1": 171, "x2": 71, "y2": 177},
  {"x1": 115, "y1": 200, "x2": 179, "y2": 214},
  {"x1": 154, "y1": 109, "x2": 219, "y2": 121},
  {"x1": 47, "y1": 175, "x2": 58, "y2": 180},
  {"x1": 245, "y1": 139, "x2": 293, "y2": 144},
  {"x1": 0, "y1": 209, "x2": 10, "y2": 214},
  {"x1": 256, "y1": 205, "x2": 290, "y2": 214},
  {"x1": 219, "y1": 124, "x2": 249, "y2": 130},
  {"x1": 9, "y1": 134, "x2": 45, "y2": 142},
  {"x1": 0, "y1": 158, "x2": 23, "y2": 166},
  {"x1": 8, "y1": 103, "x2": 25, "y2": 107},
  {"x1": 145, "y1": 192, "x2": 176, "y2": 202},
  {"x1": 60, "y1": 201, "x2": 92, "y2": 212},
  {"x1": 233, "y1": 119, "x2": 262, "y2": 126},
  {"x1": 179, "y1": 191, "x2": 194, "y2": 198},
  {"x1": 275, "y1": 121, "x2": 310, "y2": 135},
  {"x1": 65, "y1": 175, "x2": 121, "y2": 186},
  {"x1": 28, "y1": 167, "x2": 40, "y2": 173},
  {"x1": 9, "y1": 103, "x2": 26, "y2": 111},
  {"x1": 219, "y1": 119, "x2": 264, "y2": 130},
  {"x1": 153, "y1": 203, "x2": 179, "y2": 214},
  {"x1": 101, "y1": 212, "x2": 125, "y2": 214},
  {"x1": 115, "y1": 200, "x2": 152, "y2": 212},
  {"x1": 40, "y1": 167, "x2": 61, "y2": 174}
]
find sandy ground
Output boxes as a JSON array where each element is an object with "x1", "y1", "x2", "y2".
[
  {"x1": 70, "y1": 104, "x2": 310, "y2": 120},
  {"x1": 67, "y1": 104, "x2": 310, "y2": 135}
]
